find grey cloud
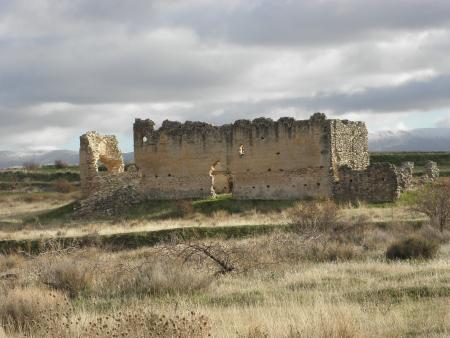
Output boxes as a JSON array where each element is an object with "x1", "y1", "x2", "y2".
[
  {"x1": 168, "y1": 74, "x2": 450, "y2": 124},
  {"x1": 1, "y1": 0, "x2": 450, "y2": 150},
  {"x1": 173, "y1": 0, "x2": 450, "y2": 46}
]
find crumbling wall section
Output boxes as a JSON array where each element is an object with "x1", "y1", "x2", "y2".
[
  {"x1": 79, "y1": 131, "x2": 124, "y2": 198},
  {"x1": 397, "y1": 162, "x2": 414, "y2": 192},
  {"x1": 334, "y1": 163, "x2": 401, "y2": 202},
  {"x1": 75, "y1": 170, "x2": 142, "y2": 217},
  {"x1": 424, "y1": 160, "x2": 439, "y2": 182}
]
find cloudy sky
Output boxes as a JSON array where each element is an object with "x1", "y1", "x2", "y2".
[{"x1": 1, "y1": 0, "x2": 450, "y2": 151}]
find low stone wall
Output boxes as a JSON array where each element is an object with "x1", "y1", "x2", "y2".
[
  {"x1": 74, "y1": 171, "x2": 142, "y2": 217},
  {"x1": 334, "y1": 163, "x2": 401, "y2": 203}
]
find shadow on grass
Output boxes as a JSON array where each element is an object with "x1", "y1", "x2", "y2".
[{"x1": 31, "y1": 194, "x2": 297, "y2": 224}]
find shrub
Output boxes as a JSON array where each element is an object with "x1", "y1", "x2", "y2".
[
  {"x1": 288, "y1": 200, "x2": 338, "y2": 232},
  {"x1": 110, "y1": 262, "x2": 211, "y2": 297},
  {"x1": 413, "y1": 182, "x2": 450, "y2": 232},
  {"x1": 22, "y1": 161, "x2": 40, "y2": 170},
  {"x1": 37, "y1": 257, "x2": 94, "y2": 298},
  {"x1": 176, "y1": 199, "x2": 195, "y2": 217},
  {"x1": 386, "y1": 235, "x2": 439, "y2": 260},
  {"x1": 0, "y1": 287, "x2": 67, "y2": 333},
  {"x1": 80, "y1": 310, "x2": 211, "y2": 338},
  {"x1": 0, "y1": 254, "x2": 24, "y2": 272},
  {"x1": 54, "y1": 159, "x2": 69, "y2": 169},
  {"x1": 53, "y1": 179, "x2": 76, "y2": 193},
  {"x1": 305, "y1": 241, "x2": 357, "y2": 262}
]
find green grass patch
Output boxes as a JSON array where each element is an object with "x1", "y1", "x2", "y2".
[
  {"x1": 119, "y1": 194, "x2": 296, "y2": 221},
  {"x1": 25, "y1": 201, "x2": 77, "y2": 224}
]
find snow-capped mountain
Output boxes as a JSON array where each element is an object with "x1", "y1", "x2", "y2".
[{"x1": 369, "y1": 128, "x2": 450, "y2": 152}]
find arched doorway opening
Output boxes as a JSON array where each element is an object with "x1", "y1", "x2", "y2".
[{"x1": 209, "y1": 160, "x2": 233, "y2": 197}]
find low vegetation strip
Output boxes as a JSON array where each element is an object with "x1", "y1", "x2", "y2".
[
  {"x1": 0, "y1": 170, "x2": 79, "y2": 182},
  {"x1": 370, "y1": 152, "x2": 450, "y2": 166},
  {"x1": 0, "y1": 223, "x2": 287, "y2": 254},
  {"x1": 0, "y1": 218, "x2": 429, "y2": 254}
]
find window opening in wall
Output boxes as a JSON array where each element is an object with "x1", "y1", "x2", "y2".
[
  {"x1": 266, "y1": 185, "x2": 270, "y2": 188},
  {"x1": 95, "y1": 154, "x2": 123, "y2": 174},
  {"x1": 267, "y1": 168, "x2": 271, "y2": 172},
  {"x1": 239, "y1": 144, "x2": 245, "y2": 157},
  {"x1": 276, "y1": 152, "x2": 280, "y2": 155},
  {"x1": 96, "y1": 160, "x2": 108, "y2": 172}
]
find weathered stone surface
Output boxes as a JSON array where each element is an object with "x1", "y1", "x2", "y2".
[
  {"x1": 133, "y1": 113, "x2": 369, "y2": 200},
  {"x1": 334, "y1": 163, "x2": 401, "y2": 203},
  {"x1": 397, "y1": 162, "x2": 414, "y2": 192}
]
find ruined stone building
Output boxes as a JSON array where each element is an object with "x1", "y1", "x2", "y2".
[{"x1": 77, "y1": 113, "x2": 421, "y2": 216}]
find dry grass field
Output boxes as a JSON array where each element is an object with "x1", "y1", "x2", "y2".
[{"x1": 0, "y1": 168, "x2": 449, "y2": 337}]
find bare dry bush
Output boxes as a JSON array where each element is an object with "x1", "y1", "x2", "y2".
[
  {"x1": 386, "y1": 235, "x2": 439, "y2": 260},
  {"x1": 105, "y1": 261, "x2": 212, "y2": 297},
  {"x1": 0, "y1": 254, "x2": 24, "y2": 272},
  {"x1": 36, "y1": 256, "x2": 94, "y2": 298},
  {"x1": 304, "y1": 241, "x2": 358, "y2": 262},
  {"x1": 0, "y1": 286, "x2": 210, "y2": 337},
  {"x1": 239, "y1": 326, "x2": 269, "y2": 338},
  {"x1": 22, "y1": 161, "x2": 40, "y2": 170},
  {"x1": 53, "y1": 179, "x2": 76, "y2": 193},
  {"x1": 0, "y1": 287, "x2": 68, "y2": 334},
  {"x1": 159, "y1": 235, "x2": 274, "y2": 275},
  {"x1": 54, "y1": 159, "x2": 69, "y2": 169},
  {"x1": 81, "y1": 310, "x2": 211, "y2": 338},
  {"x1": 413, "y1": 182, "x2": 450, "y2": 232},
  {"x1": 288, "y1": 200, "x2": 338, "y2": 233}
]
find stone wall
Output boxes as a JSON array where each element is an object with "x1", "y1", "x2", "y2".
[
  {"x1": 133, "y1": 113, "x2": 368, "y2": 200},
  {"x1": 334, "y1": 163, "x2": 401, "y2": 203},
  {"x1": 329, "y1": 118, "x2": 369, "y2": 176}
]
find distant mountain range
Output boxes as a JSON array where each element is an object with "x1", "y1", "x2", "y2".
[
  {"x1": 0, "y1": 128, "x2": 448, "y2": 168},
  {"x1": 0, "y1": 150, "x2": 134, "y2": 169},
  {"x1": 369, "y1": 128, "x2": 450, "y2": 152}
]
